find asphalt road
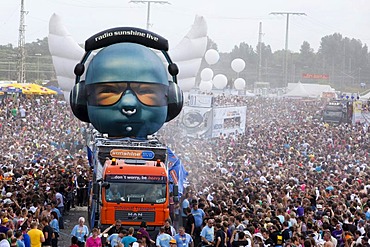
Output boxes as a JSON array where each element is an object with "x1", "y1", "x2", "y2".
[{"x1": 58, "y1": 206, "x2": 88, "y2": 247}]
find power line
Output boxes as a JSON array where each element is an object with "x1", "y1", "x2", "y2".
[
  {"x1": 129, "y1": 0, "x2": 170, "y2": 30},
  {"x1": 270, "y1": 12, "x2": 306, "y2": 87}
]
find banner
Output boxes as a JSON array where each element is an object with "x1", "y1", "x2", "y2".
[
  {"x1": 181, "y1": 106, "x2": 213, "y2": 137},
  {"x1": 302, "y1": 73, "x2": 329, "y2": 79},
  {"x1": 352, "y1": 101, "x2": 370, "y2": 124},
  {"x1": 211, "y1": 106, "x2": 247, "y2": 138}
]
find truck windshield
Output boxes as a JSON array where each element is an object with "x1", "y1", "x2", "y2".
[
  {"x1": 323, "y1": 111, "x2": 342, "y2": 118},
  {"x1": 105, "y1": 182, "x2": 166, "y2": 204}
]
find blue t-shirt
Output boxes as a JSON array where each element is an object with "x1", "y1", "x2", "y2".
[
  {"x1": 366, "y1": 211, "x2": 370, "y2": 221},
  {"x1": 107, "y1": 233, "x2": 123, "y2": 247},
  {"x1": 17, "y1": 239, "x2": 25, "y2": 247},
  {"x1": 156, "y1": 233, "x2": 172, "y2": 247},
  {"x1": 174, "y1": 233, "x2": 193, "y2": 247},
  {"x1": 121, "y1": 235, "x2": 137, "y2": 247},
  {"x1": 200, "y1": 226, "x2": 214, "y2": 242},
  {"x1": 70, "y1": 225, "x2": 89, "y2": 243},
  {"x1": 191, "y1": 208, "x2": 205, "y2": 228},
  {"x1": 50, "y1": 219, "x2": 59, "y2": 233},
  {"x1": 22, "y1": 233, "x2": 31, "y2": 247}
]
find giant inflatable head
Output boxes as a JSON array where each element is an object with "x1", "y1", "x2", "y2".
[
  {"x1": 86, "y1": 43, "x2": 168, "y2": 137},
  {"x1": 70, "y1": 27, "x2": 183, "y2": 138}
]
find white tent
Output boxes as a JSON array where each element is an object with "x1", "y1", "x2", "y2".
[
  {"x1": 283, "y1": 82, "x2": 311, "y2": 98},
  {"x1": 287, "y1": 82, "x2": 336, "y2": 98},
  {"x1": 245, "y1": 91, "x2": 256, "y2": 97},
  {"x1": 360, "y1": 91, "x2": 370, "y2": 100}
]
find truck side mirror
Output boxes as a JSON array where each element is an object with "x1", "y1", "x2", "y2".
[
  {"x1": 173, "y1": 185, "x2": 179, "y2": 203},
  {"x1": 93, "y1": 183, "x2": 99, "y2": 195},
  {"x1": 101, "y1": 182, "x2": 110, "y2": 190}
]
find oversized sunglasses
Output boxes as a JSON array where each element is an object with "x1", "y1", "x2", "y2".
[{"x1": 86, "y1": 82, "x2": 168, "y2": 107}]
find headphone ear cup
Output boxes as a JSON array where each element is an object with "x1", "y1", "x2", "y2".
[
  {"x1": 70, "y1": 80, "x2": 90, "y2": 123},
  {"x1": 74, "y1": 63, "x2": 85, "y2": 76},
  {"x1": 166, "y1": 81, "x2": 183, "y2": 122}
]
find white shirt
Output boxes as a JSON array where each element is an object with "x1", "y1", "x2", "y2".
[
  {"x1": 0, "y1": 239, "x2": 10, "y2": 247},
  {"x1": 55, "y1": 192, "x2": 64, "y2": 207}
]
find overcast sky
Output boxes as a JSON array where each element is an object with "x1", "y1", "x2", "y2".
[{"x1": 1, "y1": 0, "x2": 370, "y2": 53}]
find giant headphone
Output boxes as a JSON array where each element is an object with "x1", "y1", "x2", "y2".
[{"x1": 70, "y1": 27, "x2": 183, "y2": 124}]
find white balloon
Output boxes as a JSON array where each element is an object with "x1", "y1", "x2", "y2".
[
  {"x1": 234, "y1": 78, "x2": 246, "y2": 90},
  {"x1": 204, "y1": 49, "x2": 220, "y2": 65},
  {"x1": 200, "y1": 68, "x2": 214, "y2": 81},
  {"x1": 213, "y1": 74, "x2": 228, "y2": 89},
  {"x1": 231, "y1": 58, "x2": 246, "y2": 73},
  {"x1": 199, "y1": 80, "x2": 213, "y2": 92}
]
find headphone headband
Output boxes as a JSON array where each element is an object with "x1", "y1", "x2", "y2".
[
  {"x1": 75, "y1": 27, "x2": 178, "y2": 84},
  {"x1": 84, "y1": 27, "x2": 169, "y2": 52}
]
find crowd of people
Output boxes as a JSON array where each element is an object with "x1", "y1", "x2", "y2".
[
  {"x1": 1, "y1": 92, "x2": 370, "y2": 247},
  {"x1": 0, "y1": 94, "x2": 90, "y2": 247},
  {"x1": 159, "y1": 95, "x2": 370, "y2": 247}
]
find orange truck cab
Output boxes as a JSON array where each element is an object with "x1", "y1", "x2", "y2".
[{"x1": 87, "y1": 135, "x2": 178, "y2": 234}]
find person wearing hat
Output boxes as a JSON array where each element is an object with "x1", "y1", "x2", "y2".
[
  {"x1": 0, "y1": 218, "x2": 9, "y2": 234},
  {"x1": 253, "y1": 233, "x2": 265, "y2": 247},
  {"x1": 169, "y1": 239, "x2": 177, "y2": 247}
]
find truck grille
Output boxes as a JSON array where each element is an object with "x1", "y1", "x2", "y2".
[{"x1": 115, "y1": 211, "x2": 155, "y2": 222}]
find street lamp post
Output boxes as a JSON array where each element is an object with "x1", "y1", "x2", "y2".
[
  {"x1": 129, "y1": 0, "x2": 170, "y2": 30},
  {"x1": 358, "y1": 67, "x2": 362, "y2": 85},
  {"x1": 35, "y1": 53, "x2": 41, "y2": 81}
]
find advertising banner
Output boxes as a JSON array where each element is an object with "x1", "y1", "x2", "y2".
[{"x1": 211, "y1": 106, "x2": 247, "y2": 138}]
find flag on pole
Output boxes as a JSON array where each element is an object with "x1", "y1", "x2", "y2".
[{"x1": 167, "y1": 148, "x2": 188, "y2": 197}]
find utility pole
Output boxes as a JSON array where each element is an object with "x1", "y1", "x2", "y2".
[
  {"x1": 257, "y1": 22, "x2": 263, "y2": 82},
  {"x1": 17, "y1": 0, "x2": 27, "y2": 83},
  {"x1": 270, "y1": 12, "x2": 306, "y2": 87},
  {"x1": 129, "y1": 0, "x2": 170, "y2": 30}
]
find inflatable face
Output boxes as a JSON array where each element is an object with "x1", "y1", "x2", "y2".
[{"x1": 85, "y1": 43, "x2": 169, "y2": 138}]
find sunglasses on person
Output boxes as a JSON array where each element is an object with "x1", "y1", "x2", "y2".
[{"x1": 86, "y1": 82, "x2": 168, "y2": 107}]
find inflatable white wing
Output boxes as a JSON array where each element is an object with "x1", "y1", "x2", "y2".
[
  {"x1": 170, "y1": 15, "x2": 208, "y2": 91},
  {"x1": 48, "y1": 13, "x2": 85, "y2": 102},
  {"x1": 48, "y1": 13, "x2": 208, "y2": 101}
]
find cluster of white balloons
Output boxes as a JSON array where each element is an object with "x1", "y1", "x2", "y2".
[
  {"x1": 199, "y1": 49, "x2": 220, "y2": 92},
  {"x1": 199, "y1": 49, "x2": 247, "y2": 92},
  {"x1": 231, "y1": 58, "x2": 246, "y2": 90}
]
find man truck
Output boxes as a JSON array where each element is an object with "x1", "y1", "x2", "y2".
[{"x1": 87, "y1": 129, "x2": 178, "y2": 232}]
